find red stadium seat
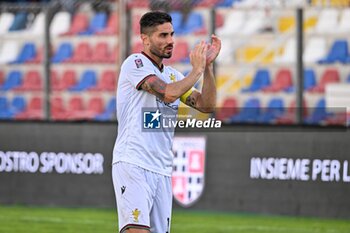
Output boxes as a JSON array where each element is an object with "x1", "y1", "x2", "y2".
[
  {"x1": 91, "y1": 70, "x2": 116, "y2": 91},
  {"x1": 91, "y1": 42, "x2": 110, "y2": 63},
  {"x1": 309, "y1": 68, "x2": 340, "y2": 93},
  {"x1": 164, "y1": 40, "x2": 189, "y2": 64},
  {"x1": 15, "y1": 70, "x2": 42, "y2": 91},
  {"x1": 16, "y1": 96, "x2": 43, "y2": 120},
  {"x1": 66, "y1": 96, "x2": 85, "y2": 120},
  {"x1": 96, "y1": 13, "x2": 119, "y2": 35},
  {"x1": 132, "y1": 14, "x2": 142, "y2": 35},
  {"x1": 61, "y1": 70, "x2": 77, "y2": 90},
  {"x1": 50, "y1": 96, "x2": 67, "y2": 120},
  {"x1": 63, "y1": 13, "x2": 89, "y2": 35},
  {"x1": 85, "y1": 97, "x2": 104, "y2": 119},
  {"x1": 107, "y1": 45, "x2": 119, "y2": 63},
  {"x1": 263, "y1": 68, "x2": 293, "y2": 92},
  {"x1": 67, "y1": 42, "x2": 92, "y2": 63},
  {"x1": 132, "y1": 42, "x2": 143, "y2": 54},
  {"x1": 26, "y1": 47, "x2": 43, "y2": 64},
  {"x1": 50, "y1": 70, "x2": 61, "y2": 91},
  {"x1": 0, "y1": 71, "x2": 4, "y2": 86},
  {"x1": 216, "y1": 97, "x2": 238, "y2": 121},
  {"x1": 276, "y1": 99, "x2": 308, "y2": 124}
]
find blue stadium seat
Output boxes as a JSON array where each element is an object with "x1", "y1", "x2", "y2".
[
  {"x1": 229, "y1": 98, "x2": 261, "y2": 123},
  {"x1": 51, "y1": 43, "x2": 73, "y2": 63},
  {"x1": 9, "y1": 12, "x2": 28, "y2": 31},
  {"x1": 242, "y1": 69, "x2": 271, "y2": 92},
  {"x1": 257, "y1": 98, "x2": 285, "y2": 123},
  {"x1": 304, "y1": 98, "x2": 332, "y2": 124},
  {"x1": 11, "y1": 43, "x2": 36, "y2": 64},
  {"x1": 95, "y1": 97, "x2": 116, "y2": 121},
  {"x1": 304, "y1": 69, "x2": 317, "y2": 91},
  {"x1": 81, "y1": 12, "x2": 107, "y2": 35},
  {"x1": 0, "y1": 96, "x2": 26, "y2": 119},
  {"x1": 318, "y1": 40, "x2": 349, "y2": 64},
  {"x1": 0, "y1": 70, "x2": 23, "y2": 91},
  {"x1": 69, "y1": 70, "x2": 97, "y2": 91},
  {"x1": 181, "y1": 12, "x2": 204, "y2": 34},
  {"x1": 216, "y1": 0, "x2": 236, "y2": 7}
]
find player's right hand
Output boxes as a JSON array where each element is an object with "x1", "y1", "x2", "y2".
[{"x1": 189, "y1": 41, "x2": 207, "y2": 74}]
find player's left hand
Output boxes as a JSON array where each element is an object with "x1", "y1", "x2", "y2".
[{"x1": 206, "y1": 34, "x2": 221, "y2": 65}]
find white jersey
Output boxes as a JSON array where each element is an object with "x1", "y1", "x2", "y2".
[{"x1": 113, "y1": 52, "x2": 185, "y2": 176}]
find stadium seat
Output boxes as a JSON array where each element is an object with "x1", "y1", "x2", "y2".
[
  {"x1": 66, "y1": 96, "x2": 85, "y2": 120},
  {"x1": 67, "y1": 42, "x2": 92, "y2": 63},
  {"x1": 309, "y1": 69, "x2": 340, "y2": 93},
  {"x1": 216, "y1": 0, "x2": 235, "y2": 7},
  {"x1": 276, "y1": 99, "x2": 308, "y2": 125},
  {"x1": 61, "y1": 70, "x2": 77, "y2": 90},
  {"x1": 0, "y1": 70, "x2": 23, "y2": 91},
  {"x1": 50, "y1": 11, "x2": 71, "y2": 36},
  {"x1": 64, "y1": 13, "x2": 89, "y2": 35},
  {"x1": 51, "y1": 42, "x2": 73, "y2": 63},
  {"x1": 240, "y1": 11, "x2": 265, "y2": 35},
  {"x1": 315, "y1": 9, "x2": 339, "y2": 34},
  {"x1": 69, "y1": 70, "x2": 97, "y2": 91},
  {"x1": 0, "y1": 71, "x2": 4, "y2": 86},
  {"x1": 215, "y1": 97, "x2": 238, "y2": 121},
  {"x1": 217, "y1": 10, "x2": 245, "y2": 36},
  {"x1": 9, "y1": 12, "x2": 28, "y2": 31},
  {"x1": 16, "y1": 96, "x2": 43, "y2": 120},
  {"x1": 304, "y1": 98, "x2": 332, "y2": 124},
  {"x1": 81, "y1": 12, "x2": 107, "y2": 35},
  {"x1": 91, "y1": 70, "x2": 116, "y2": 91},
  {"x1": 263, "y1": 68, "x2": 293, "y2": 93},
  {"x1": 318, "y1": 40, "x2": 349, "y2": 64},
  {"x1": 303, "y1": 37, "x2": 327, "y2": 63},
  {"x1": 107, "y1": 45, "x2": 119, "y2": 63},
  {"x1": 0, "y1": 97, "x2": 11, "y2": 119},
  {"x1": 182, "y1": 12, "x2": 206, "y2": 35},
  {"x1": 132, "y1": 42, "x2": 143, "y2": 54},
  {"x1": 0, "y1": 41, "x2": 19, "y2": 64},
  {"x1": 278, "y1": 16, "x2": 295, "y2": 33},
  {"x1": 275, "y1": 38, "x2": 296, "y2": 63},
  {"x1": 91, "y1": 42, "x2": 110, "y2": 62},
  {"x1": 50, "y1": 70, "x2": 61, "y2": 91},
  {"x1": 336, "y1": 9, "x2": 350, "y2": 33},
  {"x1": 132, "y1": 14, "x2": 142, "y2": 35},
  {"x1": 0, "y1": 13, "x2": 14, "y2": 35},
  {"x1": 242, "y1": 69, "x2": 271, "y2": 92},
  {"x1": 26, "y1": 12, "x2": 45, "y2": 35},
  {"x1": 304, "y1": 69, "x2": 317, "y2": 91},
  {"x1": 97, "y1": 13, "x2": 119, "y2": 35},
  {"x1": 26, "y1": 46, "x2": 43, "y2": 64},
  {"x1": 95, "y1": 97, "x2": 116, "y2": 121},
  {"x1": 15, "y1": 70, "x2": 42, "y2": 91},
  {"x1": 11, "y1": 43, "x2": 36, "y2": 64},
  {"x1": 257, "y1": 98, "x2": 285, "y2": 123},
  {"x1": 84, "y1": 97, "x2": 104, "y2": 119},
  {"x1": 229, "y1": 98, "x2": 261, "y2": 123},
  {"x1": 50, "y1": 96, "x2": 67, "y2": 120},
  {"x1": 9, "y1": 96, "x2": 27, "y2": 118},
  {"x1": 127, "y1": 0, "x2": 149, "y2": 8},
  {"x1": 164, "y1": 41, "x2": 189, "y2": 64},
  {"x1": 215, "y1": 11, "x2": 224, "y2": 29}
]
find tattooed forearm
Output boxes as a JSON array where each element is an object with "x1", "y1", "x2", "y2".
[
  {"x1": 141, "y1": 76, "x2": 166, "y2": 100},
  {"x1": 185, "y1": 91, "x2": 199, "y2": 108}
]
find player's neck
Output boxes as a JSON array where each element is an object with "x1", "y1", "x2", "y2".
[{"x1": 142, "y1": 51, "x2": 164, "y2": 71}]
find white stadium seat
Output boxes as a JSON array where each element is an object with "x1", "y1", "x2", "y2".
[
  {"x1": 336, "y1": 9, "x2": 350, "y2": 33},
  {"x1": 50, "y1": 11, "x2": 71, "y2": 36},
  {"x1": 315, "y1": 9, "x2": 339, "y2": 34},
  {"x1": 0, "y1": 41, "x2": 19, "y2": 64},
  {"x1": 303, "y1": 37, "x2": 326, "y2": 63},
  {"x1": 0, "y1": 13, "x2": 14, "y2": 35}
]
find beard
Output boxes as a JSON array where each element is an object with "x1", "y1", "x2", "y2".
[{"x1": 150, "y1": 45, "x2": 173, "y2": 59}]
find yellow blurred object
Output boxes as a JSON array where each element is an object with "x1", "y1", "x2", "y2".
[
  {"x1": 237, "y1": 46, "x2": 274, "y2": 64},
  {"x1": 312, "y1": 0, "x2": 349, "y2": 6},
  {"x1": 304, "y1": 16, "x2": 317, "y2": 31},
  {"x1": 217, "y1": 75, "x2": 230, "y2": 89},
  {"x1": 278, "y1": 17, "x2": 295, "y2": 32}
]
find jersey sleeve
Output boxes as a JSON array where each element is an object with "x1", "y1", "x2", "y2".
[{"x1": 124, "y1": 55, "x2": 156, "y2": 90}]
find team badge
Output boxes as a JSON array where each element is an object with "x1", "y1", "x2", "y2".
[
  {"x1": 172, "y1": 136, "x2": 206, "y2": 207},
  {"x1": 169, "y1": 73, "x2": 176, "y2": 82},
  {"x1": 134, "y1": 58, "x2": 143, "y2": 68},
  {"x1": 132, "y1": 208, "x2": 140, "y2": 222}
]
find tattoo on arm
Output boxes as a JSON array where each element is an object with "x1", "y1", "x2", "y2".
[
  {"x1": 185, "y1": 91, "x2": 199, "y2": 108},
  {"x1": 140, "y1": 75, "x2": 167, "y2": 100}
]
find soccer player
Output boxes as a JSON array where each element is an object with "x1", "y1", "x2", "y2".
[{"x1": 112, "y1": 11, "x2": 221, "y2": 233}]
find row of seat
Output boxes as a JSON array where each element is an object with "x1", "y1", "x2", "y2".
[
  {"x1": 0, "y1": 11, "x2": 118, "y2": 36},
  {"x1": 0, "y1": 95, "x2": 116, "y2": 121},
  {"x1": 52, "y1": 41, "x2": 118, "y2": 63},
  {"x1": 0, "y1": 69, "x2": 117, "y2": 92},
  {"x1": 216, "y1": 97, "x2": 347, "y2": 125},
  {"x1": 127, "y1": 0, "x2": 234, "y2": 8},
  {"x1": 231, "y1": 67, "x2": 348, "y2": 94},
  {"x1": 217, "y1": 8, "x2": 350, "y2": 37},
  {"x1": 51, "y1": 96, "x2": 116, "y2": 121}
]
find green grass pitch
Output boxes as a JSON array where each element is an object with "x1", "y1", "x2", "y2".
[{"x1": 0, "y1": 205, "x2": 349, "y2": 233}]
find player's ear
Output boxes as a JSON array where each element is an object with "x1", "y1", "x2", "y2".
[{"x1": 141, "y1": 33, "x2": 150, "y2": 46}]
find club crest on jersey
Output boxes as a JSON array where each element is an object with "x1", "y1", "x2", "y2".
[
  {"x1": 135, "y1": 58, "x2": 143, "y2": 68},
  {"x1": 172, "y1": 136, "x2": 206, "y2": 207}
]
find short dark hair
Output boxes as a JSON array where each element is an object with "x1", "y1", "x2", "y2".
[{"x1": 140, "y1": 11, "x2": 172, "y2": 35}]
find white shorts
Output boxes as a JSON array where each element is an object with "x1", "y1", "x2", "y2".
[{"x1": 112, "y1": 162, "x2": 172, "y2": 233}]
